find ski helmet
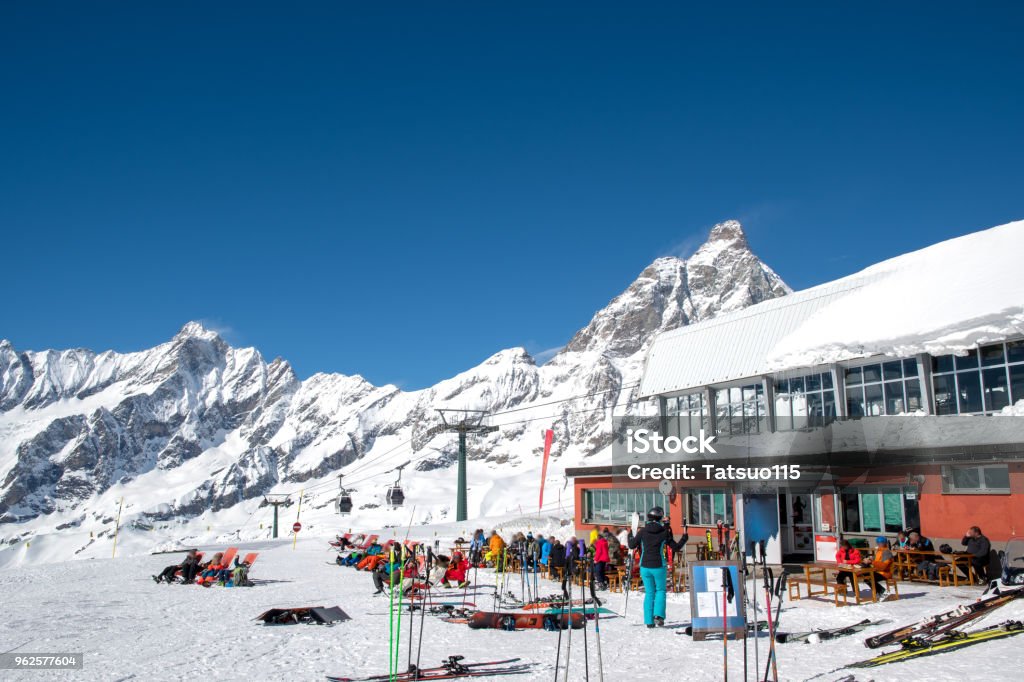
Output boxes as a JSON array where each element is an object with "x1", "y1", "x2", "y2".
[{"x1": 647, "y1": 506, "x2": 664, "y2": 521}]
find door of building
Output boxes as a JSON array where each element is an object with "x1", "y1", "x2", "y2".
[{"x1": 780, "y1": 492, "x2": 815, "y2": 556}]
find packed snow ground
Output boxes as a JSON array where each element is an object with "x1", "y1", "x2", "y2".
[{"x1": 0, "y1": 525, "x2": 1021, "y2": 681}]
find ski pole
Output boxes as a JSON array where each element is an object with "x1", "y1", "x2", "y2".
[
  {"x1": 740, "y1": 551, "x2": 748, "y2": 682},
  {"x1": 414, "y1": 547, "x2": 430, "y2": 674},
  {"x1": 581, "y1": 560, "x2": 589, "y2": 681},
  {"x1": 763, "y1": 567, "x2": 778, "y2": 682},
  {"x1": 388, "y1": 545, "x2": 396, "y2": 681},
  {"x1": 751, "y1": 543, "x2": 760, "y2": 682},
  {"x1": 722, "y1": 567, "x2": 731, "y2": 682},
  {"x1": 407, "y1": 547, "x2": 415, "y2": 671},
  {"x1": 563, "y1": 550, "x2": 574, "y2": 682}
]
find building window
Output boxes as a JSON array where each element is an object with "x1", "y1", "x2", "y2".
[
  {"x1": 774, "y1": 371, "x2": 837, "y2": 430},
  {"x1": 664, "y1": 391, "x2": 710, "y2": 439},
  {"x1": 845, "y1": 358, "x2": 922, "y2": 417},
  {"x1": 941, "y1": 464, "x2": 1011, "y2": 494},
  {"x1": 932, "y1": 341, "x2": 1024, "y2": 415},
  {"x1": 583, "y1": 488, "x2": 668, "y2": 525},
  {"x1": 686, "y1": 489, "x2": 734, "y2": 526},
  {"x1": 714, "y1": 384, "x2": 766, "y2": 436},
  {"x1": 840, "y1": 488, "x2": 919, "y2": 534}
]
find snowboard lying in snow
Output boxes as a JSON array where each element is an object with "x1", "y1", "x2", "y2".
[
  {"x1": 468, "y1": 611, "x2": 584, "y2": 630},
  {"x1": 257, "y1": 606, "x2": 351, "y2": 625}
]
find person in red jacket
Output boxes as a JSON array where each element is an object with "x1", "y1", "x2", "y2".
[
  {"x1": 593, "y1": 531, "x2": 610, "y2": 590},
  {"x1": 835, "y1": 539, "x2": 863, "y2": 591},
  {"x1": 443, "y1": 550, "x2": 470, "y2": 588}
]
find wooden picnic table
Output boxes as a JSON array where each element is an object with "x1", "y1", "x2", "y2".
[
  {"x1": 893, "y1": 548, "x2": 975, "y2": 586},
  {"x1": 799, "y1": 561, "x2": 887, "y2": 605}
]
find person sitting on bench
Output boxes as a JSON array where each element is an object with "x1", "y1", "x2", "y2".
[
  {"x1": 870, "y1": 537, "x2": 895, "y2": 600},
  {"x1": 834, "y1": 539, "x2": 863, "y2": 589},
  {"x1": 961, "y1": 526, "x2": 991, "y2": 584},
  {"x1": 908, "y1": 531, "x2": 940, "y2": 580}
]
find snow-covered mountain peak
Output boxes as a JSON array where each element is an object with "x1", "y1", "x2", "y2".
[
  {"x1": 563, "y1": 220, "x2": 789, "y2": 357},
  {"x1": 0, "y1": 221, "x2": 791, "y2": 555},
  {"x1": 175, "y1": 321, "x2": 222, "y2": 342}
]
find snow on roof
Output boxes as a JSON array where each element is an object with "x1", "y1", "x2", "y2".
[{"x1": 639, "y1": 219, "x2": 1024, "y2": 398}]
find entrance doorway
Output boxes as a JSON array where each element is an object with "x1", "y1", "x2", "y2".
[{"x1": 780, "y1": 492, "x2": 814, "y2": 557}]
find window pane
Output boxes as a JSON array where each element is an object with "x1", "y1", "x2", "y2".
[
  {"x1": 983, "y1": 367, "x2": 1010, "y2": 412},
  {"x1": 775, "y1": 379, "x2": 788, "y2": 394},
  {"x1": 862, "y1": 364, "x2": 882, "y2": 383},
  {"x1": 1010, "y1": 365, "x2": 1024, "y2": 407},
  {"x1": 903, "y1": 358, "x2": 918, "y2": 376},
  {"x1": 983, "y1": 466, "x2": 1010, "y2": 491},
  {"x1": 883, "y1": 361, "x2": 903, "y2": 381},
  {"x1": 806, "y1": 373, "x2": 821, "y2": 392},
  {"x1": 790, "y1": 376, "x2": 804, "y2": 394},
  {"x1": 775, "y1": 390, "x2": 793, "y2": 431},
  {"x1": 700, "y1": 494, "x2": 712, "y2": 525},
  {"x1": 847, "y1": 387, "x2": 865, "y2": 417},
  {"x1": 713, "y1": 492, "x2": 725, "y2": 521},
  {"x1": 955, "y1": 349, "x2": 979, "y2": 370},
  {"x1": 884, "y1": 381, "x2": 905, "y2": 414},
  {"x1": 842, "y1": 494, "x2": 861, "y2": 533},
  {"x1": 933, "y1": 374, "x2": 958, "y2": 415},
  {"x1": 956, "y1": 370, "x2": 983, "y2": 413},
  {"x1": 1009, "y1": 341, "x2": 1024, "y2": 364},
  {"x1": 905, "y1": 379, "x2": 922, "y2": 411},
  {"x1": 860, "y1": 493, "x2": 881, "y2": 532},
  {"x1": 932, "y1": 354, "x2": 955, "y2": 374},
  {"x1": 865, "y1": 383, "x2": 884, "y2": 416},
  {"x1": 822, "y1": 371, "x2": 834, "y2": 389},
  {"x1": 952, "y1": 467, "x2": 981, "y2": 490},
  {"x1": 981, "y1": 344, "x2": 1006, "y2": 367},
  {"x1": 882, "y1": 492, "x2": 903, "y2": 532},
  {"x1": 845, "y1": 367, "x2": 862, "y2": 385},
  {"x1": 807, "y1": 393, "x2": 823, "y2": 427},
  {"x1": 823, "y1": 390, "x2": 836, "y2": 424}
]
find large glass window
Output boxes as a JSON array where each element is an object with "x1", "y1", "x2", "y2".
[
  {"x1": 715, "y1": 384, "x2": 766, "y2": 437},
  {"x1": 845, "y1": 359, "x2": 921, "y2": 417},
  {"x1": 663, "y1": 391, "x2": 709, "y2": 440},
  {"x1": 774, "y1": 371, "x2": 836, "y2": 430},
  {"x1": 931, "y1": 341, "x2": 1024, "y2": 414},
  {"x1": 841, "y1": 488, "x2": 918, "y2": 533},
  {"x1": 686, "y1": 489, "x2": 734, "y2": 526},
  {"x1": 583, "y1": 488, "x2": 669, "y2": 525},
  {"x1": 941, "y1": 464, "x2": 1011, "y2": 494}
]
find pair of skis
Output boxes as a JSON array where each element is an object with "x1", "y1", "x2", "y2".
[
  {"x1": 328, "y1": 656, "x2": 531, "y2": 681},
  {"x1": 755, "y1": 540, "x2": 784, "y2": 682},
  {"x1": 865, "y1": 585, "x2": 1024, "y2": 648}
]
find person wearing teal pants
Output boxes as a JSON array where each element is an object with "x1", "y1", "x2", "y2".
[{"x1": 628, "y1": 506, "x2": 687, "y2": 628}]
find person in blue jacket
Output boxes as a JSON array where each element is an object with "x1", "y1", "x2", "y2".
[
  {"x1": 628, "y1": 506, "x2": 686, "y2": 628},
  {"x1": 539, "y1": 536, "x2": 553, "y2": 567}
]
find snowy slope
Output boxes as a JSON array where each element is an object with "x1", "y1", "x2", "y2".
[
  {"x1": 0, "y1": 526, "x2": 1019, "y2": 682},
  {"x1": 0, "y1": 220, "x2": 788, "y2": 564}
]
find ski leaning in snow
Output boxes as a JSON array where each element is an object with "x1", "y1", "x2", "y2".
[
  {"x1": 326, "y1": 656, "x2": 531, "y2": 681},
  {"x1": 848, "y1": 620, "x2": 1024, "y2": 669},
  {"x1": 774, "y1": 619, "x2": 891, "y2": 644},
  {"x1": 864, "y1": 586, "x2": 1024, "y2": 648}
]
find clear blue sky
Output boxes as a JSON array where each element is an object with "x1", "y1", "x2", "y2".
[{"x1": 2, "y1": 2, "x2": 1022, "y2": 388}]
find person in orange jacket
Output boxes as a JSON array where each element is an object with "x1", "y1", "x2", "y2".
[
  {"x1": 487, "y1": 531, "x2": 506, "y2": 571},
  {"x1": 870, "y1": 537, "x2": 895, "y2": 600}
]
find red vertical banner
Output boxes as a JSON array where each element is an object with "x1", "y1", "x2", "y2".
[{"x1": 538, "y1": 429, "x2": 554, "y2": 511}]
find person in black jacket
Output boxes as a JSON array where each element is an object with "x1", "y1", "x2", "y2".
[
  {"x1": 628, "y1": 507, "x2": 686, "y2": 628},
  {"x1": 153, "y1": 549, "x2": 199, "y2": 584},
  {"x1": 961, "y1": 526, "x2": 991, "y2": 583}
]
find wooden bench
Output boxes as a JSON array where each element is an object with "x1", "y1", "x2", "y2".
[{"x1": 789, "y1": 575, "x2": 848, "y2": 606}]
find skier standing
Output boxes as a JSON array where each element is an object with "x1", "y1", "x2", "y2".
[{"x1": 628, "y1": 507, "x2": 685, "y2": 628}]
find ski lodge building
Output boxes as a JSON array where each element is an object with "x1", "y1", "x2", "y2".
[{"x1": 567, "y1": 221, "x2": 1024, "y2": 564}]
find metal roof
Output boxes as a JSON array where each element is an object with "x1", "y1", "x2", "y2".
[{"x1": 638, "y1": 274, "x2": 879, "y2": 398}]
